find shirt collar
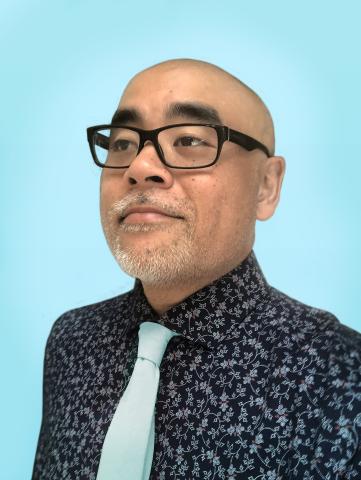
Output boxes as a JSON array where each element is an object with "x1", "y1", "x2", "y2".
[{"x1": 129, "y1": 249, "x2": 270, "y2": 350}]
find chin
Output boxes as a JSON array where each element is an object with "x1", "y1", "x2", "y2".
[{"x1": 112, "y1": 239, "x2": 198, "y2": 286}]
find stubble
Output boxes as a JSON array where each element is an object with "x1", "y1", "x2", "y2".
[{"x1": 101, "y1": 192, "x2": 206, "y2": 286}]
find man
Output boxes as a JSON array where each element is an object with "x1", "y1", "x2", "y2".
[{"x1": 33, "y1": 59, "x2": 361, "y2": 479}]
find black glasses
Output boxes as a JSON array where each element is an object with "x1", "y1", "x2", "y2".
[{"x1": 87, "y1": 123, "x2": 271, "y2": 170}]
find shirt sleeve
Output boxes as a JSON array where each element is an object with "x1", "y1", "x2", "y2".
[{"x1": 31, "y1": 313, "x2": 65, "y2": 480}]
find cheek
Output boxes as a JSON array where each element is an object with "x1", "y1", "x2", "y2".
[
  {"x1": 192, "y1": 172, "x2": 257, "y2": 240},
  {"x1": 99, "y1": 179, "x2": 110, "y2": 217},
  {"x1": 99, "y1": 181, "x2": 119, "y2": 231},
  {"x1": 100, "y1": 173, "x2": 123, "y2": 209},
  {"x1": 189, "y1": 176, "x2": 230, "y2": 235}
]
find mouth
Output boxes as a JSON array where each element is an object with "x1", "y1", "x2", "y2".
[{"x1": 119, "y1": 206, "x2": 184, "y2": 225}]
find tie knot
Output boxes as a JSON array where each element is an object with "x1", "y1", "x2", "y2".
[{"x1": 137, "y1": 321, "x2": 179, "y2": 367}]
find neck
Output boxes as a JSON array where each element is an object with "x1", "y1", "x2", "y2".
[
  {"x1": 143, "y1": 280, "x2": 203, "y2": 315},
  {"x1": 142, "y1": 253, "x2": 251, "y2": 315}
]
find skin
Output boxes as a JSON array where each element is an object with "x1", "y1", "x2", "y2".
[{"x1": 100, "y1": 59, "x2": 285, "y2": 314}]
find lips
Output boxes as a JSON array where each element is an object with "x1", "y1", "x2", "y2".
[{"x1": 119, "y1": 206, "x2": 183, "y2": 224}]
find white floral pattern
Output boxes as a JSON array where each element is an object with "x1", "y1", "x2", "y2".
[{"x1": 32, "y1": 250, "x2": 361, "y2": 479}]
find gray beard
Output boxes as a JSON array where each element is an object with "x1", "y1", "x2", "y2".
[
  {"x1": 112, "y1": 236, "x2": 200, "y2": 286},
  {"x1": 109, "y1": 215, "x2": 210, "y2": 286},
  {"x1": 101, "y1": 191, "x2": 205, "y2": 286}
]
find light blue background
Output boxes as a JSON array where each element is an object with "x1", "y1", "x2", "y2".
[{"x1": 1, "y1": 1, "x2": 360, "y2": 478}]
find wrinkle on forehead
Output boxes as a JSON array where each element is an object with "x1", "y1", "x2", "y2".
[{"x1": 121, "y1": 58, "x2": 275, "y2": 156}]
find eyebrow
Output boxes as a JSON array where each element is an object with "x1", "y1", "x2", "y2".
[
  {"x1": 111, "y1": 108, "x2": 141, "y2": 125},
  {"x1": 165, "y1": 102, "x2": 222, "y2": 124},
  {"x1": 110, "y1": 101, "x2": 222, "y2": 126}
]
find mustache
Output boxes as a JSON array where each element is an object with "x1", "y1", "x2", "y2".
[{"x1": 108, "y1": 192, "x2": 190, "y2": 219}]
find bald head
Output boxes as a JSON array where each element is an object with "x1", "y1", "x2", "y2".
[{"x1": 122, "y1": 58, "x2": 275, "y2": 156}]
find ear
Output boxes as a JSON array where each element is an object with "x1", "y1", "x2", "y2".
[{"x1": 256, "y1": 156, "x2": 286, "y2": 221}]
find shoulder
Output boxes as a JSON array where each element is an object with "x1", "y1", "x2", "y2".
[
  {"x1": 45, "y1": 290, "x2": 134, "y2": 355},
  {"x1": 266, "y1": 284, "x2": 361, "y2": 392},
  {"x1": 267, "y1": 285, "x2": 361, "y2": 354}
]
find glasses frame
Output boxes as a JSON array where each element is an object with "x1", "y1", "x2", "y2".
[{"x1": 87, "y1": 123, "x2": 271, "y2": 170}]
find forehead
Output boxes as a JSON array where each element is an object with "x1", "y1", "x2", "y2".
[{"x1": 117, "y1": 65, "x2": 257, "y2": 131}]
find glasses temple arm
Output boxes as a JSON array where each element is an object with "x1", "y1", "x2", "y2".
[
  {"x1": 228, "y1": 129, "x2": 271, "y2": 157},
  {"x1": 94, "y1": 132, "x2": 110, "y2": 150}
]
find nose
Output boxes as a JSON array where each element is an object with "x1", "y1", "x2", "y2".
[{"x1": 123, "y1": 141, "x2": 174, "y2": 189}]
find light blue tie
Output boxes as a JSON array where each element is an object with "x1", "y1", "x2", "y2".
[{"x1": 96, "y1": 321, "x2": 179, "y2": 480}]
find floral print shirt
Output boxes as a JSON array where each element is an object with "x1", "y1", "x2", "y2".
[{"x1": 32, "y1": 250, "x2": 361, "y2": 479}]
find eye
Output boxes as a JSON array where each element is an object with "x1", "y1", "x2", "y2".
[
  {"x1": 111, "y1": 139, "x2": 129, "y2": 151},
  {"x1": 174, "y1": 136, "x2": 208, "y2": 147},
  {"x1": 110, "y1": 139, "x2": 135, "y2": 152}
]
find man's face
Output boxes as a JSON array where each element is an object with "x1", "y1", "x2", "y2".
[{"x1": 100, "y1": 62, "x2": 273, "y2": 287}]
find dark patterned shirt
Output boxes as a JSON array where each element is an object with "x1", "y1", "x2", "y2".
[{"x1": 33, "y1": 250, "x2": 361, "y2": 479}]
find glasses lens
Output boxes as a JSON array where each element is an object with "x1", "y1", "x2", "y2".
[
  {"x1": 93, "y1": 128, "x2": 140, "y2": 167},
  {"x1": 159, "y1": 125, "x2": 218, "y2": 167}
]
